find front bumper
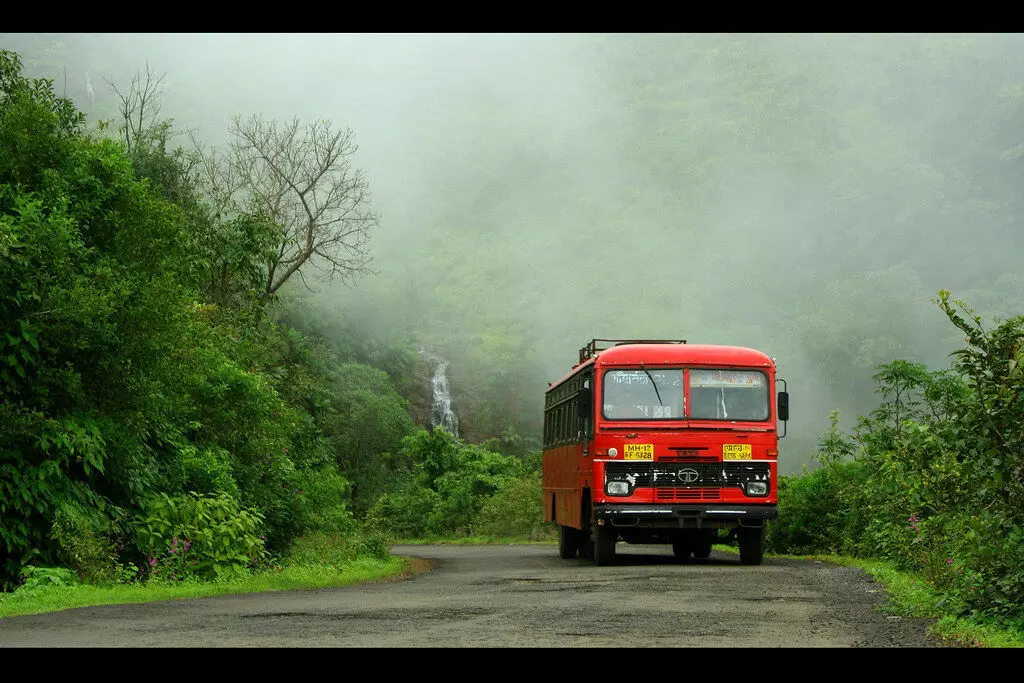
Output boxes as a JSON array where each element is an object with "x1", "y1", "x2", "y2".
[{"x1": 595, "y1": 503, "x2": 777, "y2": 529}]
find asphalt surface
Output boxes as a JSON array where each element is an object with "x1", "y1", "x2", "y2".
[{"x1": 0, "y1": 544, "x2": 954, "y2": 648}]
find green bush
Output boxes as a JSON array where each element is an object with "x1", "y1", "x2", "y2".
[
  {"x1": 768, "y1": 469, "x2": 838, "y2": 554},
  {"x1": 13, "y1": 565, "x2": 80, "y2": 596},
  {"x1": 355, "y1": 528, "x2": 392, "y2": 560},
  {"x1": 285, "y1": 528, "x2": 392, "y2": 568},
  {"x1": 294, "y1": 466, "x2": 356, "y2": 535},
  {"x1": 364, "y1": 488, "x2": 441, "y2": 538},
  {"x1": 773, "y1": 292, "x2": 1024, "y2": 624},
  {"x1": 768, "y1": 410, "x2": 871, "y2": 556},
  {"x1": 474, "y1": 472, "x2": 553, "y2": 541},
  {"x1": 134, "y1": 492, "x2": 269, "y2": 581},
  {"x1": 49, "y1": 501, "x2": 124, "y2": 584},
  {"x1": 364, "y1": 428, "x2": 527, "y2": 538}
]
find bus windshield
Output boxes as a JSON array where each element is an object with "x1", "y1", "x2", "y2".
[
  {"x1": 602, "y1": 367, "x2": 769, "y2": 421},
  {"x1": 689, "y1": 369, "x2": 768, "y2": 421},
  {"x1": 602, "y1": 369, "x2": 684, "y2": 420}
]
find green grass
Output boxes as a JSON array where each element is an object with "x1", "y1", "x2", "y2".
[{"x1": 0, "y1": 555, "x2": 410, "y2": 620}]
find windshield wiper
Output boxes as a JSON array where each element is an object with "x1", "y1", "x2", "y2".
[{"x1": 640, "y1": 363, "x2": 663, "y2": 406}]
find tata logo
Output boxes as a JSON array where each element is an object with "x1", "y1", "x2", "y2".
[{"x1": 677, "y1": 468, "x2": 699, "y2": 484}]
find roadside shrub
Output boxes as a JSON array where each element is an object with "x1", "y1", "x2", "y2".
[
  {"x1": 363, "y1": 428, "x2": 528, "y2": 539},
  {"x1": 285, "y1": 528, "x2": 392, "y2": 568},
  {"x1": 769, "y1": 459, "x2": 870, "y2": 556},
  {"x1": 364, "y1": 488, "x2": 440, "y2": 538},
  {"x1": 768, "y1": 469, "x2": 839, "y2": 554},
  {"x1": 294, "y1": 466, "x2": 356, "y2": 535},
  {"x1": 409, "y1": 428, "x2": 526, "y2": 536},
  {"x1": 49, "y1": 501, "x2": 124, "y2": 584},
  {"x1": 474, "y1": 472, "x2": 553, "y2": 541},
  {"x1": 13, "y1": 565, "x2": 80, "y2": 596},
  {"x1": 354, "y1": 528, "x2": 391, "y2": 560},
  {"x1": 134, "y1": 492, "x2": 269, "y2": 581},
  {"x1": 773, "y1": 293, "x2": 1024, "y2": 624}
]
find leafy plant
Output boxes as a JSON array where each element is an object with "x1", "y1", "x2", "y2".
[
  {"x1": 473, "y1": 471, "x2": 553, "y2": 541},
  {"x1": 134, "y1": 492, "x2": 269, "y2": 581},
  {"x1": 14, "y1": 565, "x2": 80, "y2": 596}
]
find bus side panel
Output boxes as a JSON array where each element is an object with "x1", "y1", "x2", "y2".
[{"x1": 542, "y1": 443, "x2": 585, "y2": 530}]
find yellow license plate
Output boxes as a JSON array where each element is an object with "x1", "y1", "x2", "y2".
[
  {"x1": 723, "y1": 444, "x2": 752, "y2": 460},
  {"x1": 624, "y1": 444, "x2": 654, "y2": 460}
]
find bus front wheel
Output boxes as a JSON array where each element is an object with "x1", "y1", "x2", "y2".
[
  {"x1": 594, "y1": 522, "x2": 617, "y2": 566},
  {"x1": 738, "y1": 526, "x2": 766, "y2": 566}
]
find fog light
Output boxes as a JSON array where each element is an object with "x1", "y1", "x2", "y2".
[
  {"x1": 607, "y1": 481, "x2": 629, "y2": 496},
  {"x1": 746, "y1": 481, "x2": 768, "y2": 496}
]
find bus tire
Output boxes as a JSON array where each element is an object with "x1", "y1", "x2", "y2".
[
  {"x1": 594, "y1": 523, "x2": 616, "y2": 566},
  {"x1": 693, "y1": 530, "x2": 714, "y2": 560},
  {"x1": 738, "y1": 527, "x2": 766, "y2": 566},
  {"x1": 558, "y1": 525, "x2": 581, "y2": 559}
]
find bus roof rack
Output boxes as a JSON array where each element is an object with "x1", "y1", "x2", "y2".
[{"x1": 579, "y1": 339, "x2": 687, "y2": 364}]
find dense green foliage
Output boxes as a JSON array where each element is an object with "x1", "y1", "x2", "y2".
[
  {"x1": 0, "y1": 53, "x2": 351, "y2": 586},
  {"x1": 364, "y1": 427, "x2": 536, "y2": 538},
  {"x1": 769, "y1": 293, "x2": 1024, "y2": 626},
  {"x1": 0, "y1": 48, "x2": 546, "y2": 590}
]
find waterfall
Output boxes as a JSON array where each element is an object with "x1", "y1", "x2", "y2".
[{"x1": 425, "y1": 353, "x2": 459, "y2": 437}]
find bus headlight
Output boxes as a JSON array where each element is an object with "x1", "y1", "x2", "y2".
[
  {"x1": 745, "y1": 481, "x2": 768, "y2": 496},
  {"x1": 606, "y1": 481, "x2": 630, "y2": 496}
]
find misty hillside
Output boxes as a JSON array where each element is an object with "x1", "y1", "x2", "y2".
[{"x1": 4, "y1": 33, "x2": 1022, "y2": 470}]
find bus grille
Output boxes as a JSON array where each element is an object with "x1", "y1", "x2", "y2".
[
  {"x1": 604, "y1": 461, "x2": 770, "y2": 490},
  {"x1": 656, "y1": 488, "x2": 721, "y2": 501}
]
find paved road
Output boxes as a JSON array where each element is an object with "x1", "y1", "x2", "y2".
[{"x1": 0, "y1": 544, "x2": 951, "y2": 647}]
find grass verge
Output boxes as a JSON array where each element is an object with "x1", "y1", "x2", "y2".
[{"x1": 0, "y1": 555, "x2": 412, "y2": 620}]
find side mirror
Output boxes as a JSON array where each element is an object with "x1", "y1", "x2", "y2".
[
  {"x1": 777, "y1": 391, "x2": 789, "y2": 422},
  {"x1": 577, "y1": 388, "x2": 592, "y2": 419}
]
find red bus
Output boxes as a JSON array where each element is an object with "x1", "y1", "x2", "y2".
[{"x1": 542, "y1": 339, "x2": 789, "y2": 566}]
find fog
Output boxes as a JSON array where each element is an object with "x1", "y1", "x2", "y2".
[{"x1": 6, "y1": 33, "x2": 1023, "y2": 472}]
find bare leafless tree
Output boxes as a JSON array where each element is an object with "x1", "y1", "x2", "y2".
[
  {"x1": 104, "y1": 63, "x2": 166, "y2": 153},
  {"x1": 191, "y1": 134, "x2": 245, "y2": 222},
  {"x1": 213, "y1": 114, "x2": 379, "y2": 296}
]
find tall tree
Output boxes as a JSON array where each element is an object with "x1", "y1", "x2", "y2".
[{"x1": 206, "y1": 115, "x2": 379, "y2": 297}]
